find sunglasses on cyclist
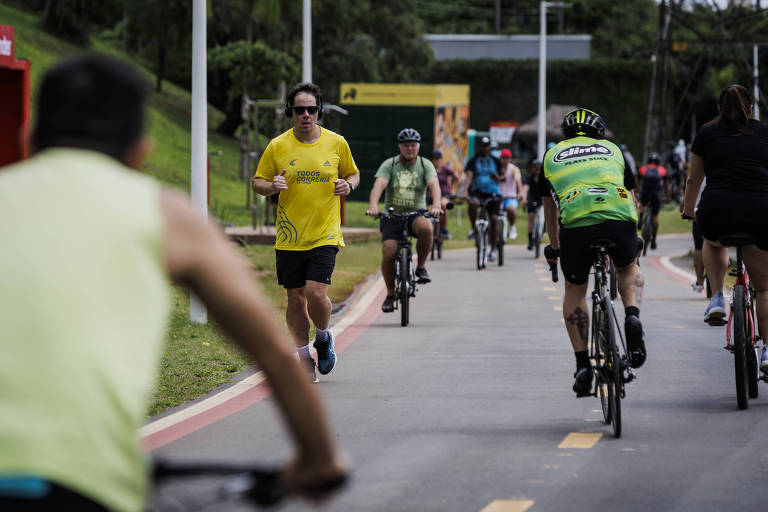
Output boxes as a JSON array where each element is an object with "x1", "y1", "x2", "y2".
[{"x1": 291, "y1": 105, "x2": 319, "y2": 115}]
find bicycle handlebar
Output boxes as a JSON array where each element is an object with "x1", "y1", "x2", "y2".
[
  {"x1": 377, "y1": 209, "x2": 432, "y2": 220},
  {"x1": 549, "y1": 261, "x2": 559, "y2": 283},
  {"x1": 151, "y1": 458, "x2": 348, "y2": 507}
]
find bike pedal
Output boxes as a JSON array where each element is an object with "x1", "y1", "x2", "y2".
[
  {"x1": 723, "y1": 345, "x2": 734, "y2": 352},
  {"x1": 707, "y1": 318, "x2": 727, "y2": 327}
]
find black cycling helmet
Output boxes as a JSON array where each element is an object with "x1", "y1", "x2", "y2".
[
  {"x1": 561, "y1": 108, "x2": 606, "y2": 139},
  {"x1": 397, "y1": 128, "x2": 421, "y2": 143},
  {"x1": 648, "y1": 152, "x2": 661, "y2": 165}
]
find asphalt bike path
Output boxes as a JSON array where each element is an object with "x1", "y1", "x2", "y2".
[{"x1": 150, "y1": 234, "x2": 768, "y2": 511}]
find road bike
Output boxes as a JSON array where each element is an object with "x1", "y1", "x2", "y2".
[
  {"x1": 550, "y1": 240, "x2": 635, "y2": 438},
  {"x1": 148, "y1": 457, "x2": 347, "y2": 511},
  {"x1": 719, "y1": 234, "x2": 767, "y2": 409},
  {"x1": 474, "y1": 195, "x2": 501, "y2": 270},
  {"x1": 530, "y1": 204, "x2": 545, "y2": 259},
  {"x1": 379, "y1": 208, "x2": 430, "y2": 327}
]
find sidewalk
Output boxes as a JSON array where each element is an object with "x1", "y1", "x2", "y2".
[{"x1": 224, "y1": 225, "x2": 379, "y2": 244}]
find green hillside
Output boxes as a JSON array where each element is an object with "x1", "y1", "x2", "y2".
[{"x1": 2, "y1": 3, "x2": 251, "y2": 226}]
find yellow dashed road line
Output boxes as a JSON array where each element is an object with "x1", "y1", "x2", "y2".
[
  {"x1": 558, "y1": 432, "x2": 603, "y2": 449},
  {"x1": 480, "y1": 499, "x2": 535, "y2": 512}
]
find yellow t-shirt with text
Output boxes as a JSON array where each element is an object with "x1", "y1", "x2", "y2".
[{"x1": 256, "y1": 127, "x2": 359, "y2": 250}]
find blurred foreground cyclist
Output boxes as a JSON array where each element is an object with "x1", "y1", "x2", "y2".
[
  {"x1": 542, "y1": 108, "x2": 647, "y2": 396},
  {"x1": 0, "y1": 55, "x2": 346, "y2": 511}
]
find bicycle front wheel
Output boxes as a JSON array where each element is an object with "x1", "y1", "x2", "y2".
[
  {"x1": 399, "y1": 250, "x2": 410, "y2": 327},
  {"x1": 476, "y1": 228, "x2": 486, "y2": 269},
  {"x1": 733, "y1": 284, "x2": 748, "y2": 409}
]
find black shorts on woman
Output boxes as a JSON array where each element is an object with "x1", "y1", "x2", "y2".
[{"x1": 559, "y1": 220, "x2": 641, "y2": 285}]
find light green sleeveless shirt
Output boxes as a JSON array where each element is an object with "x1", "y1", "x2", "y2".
[
  {"x1": 0, "y1": 149, "x2": 169, "y2": 511},
  {"x1": 542, "y1": 136, "x2": 637, "y2": 228}
]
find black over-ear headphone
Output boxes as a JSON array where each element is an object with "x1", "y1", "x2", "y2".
[{"x1": 284, "y1": 88, "x2": 324, "y2": 120}]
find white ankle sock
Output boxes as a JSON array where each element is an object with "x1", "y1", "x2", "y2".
[{"x1": 297, "y1": 345, "x2": 311, "y2": 359}]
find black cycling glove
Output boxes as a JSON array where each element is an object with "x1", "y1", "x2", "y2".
[{"x1": 544, "y1": 245, "x2": 560, "y2": 260}]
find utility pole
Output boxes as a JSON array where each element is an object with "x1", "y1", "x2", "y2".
[
  {"x1": 495, "y1": 0, "x2": 501, "y2": 34},
  {"x1": 643, "y1": 0, "x2": 672, "y2": 162}
]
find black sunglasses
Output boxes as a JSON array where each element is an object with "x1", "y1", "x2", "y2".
[{"x1": 291, "y1": 105, "x2": 319, "y2": 115}]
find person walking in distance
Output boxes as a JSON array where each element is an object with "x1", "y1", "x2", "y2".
[
  {"x1": 498, "y1": 148, "x2": 524, "y2": 240},
  {"x1": 253, "y1": 83, "x2": 360, "y2": 382},
  {"x1": 0, "y1": 55, "x2": 347, "y2": 511}
]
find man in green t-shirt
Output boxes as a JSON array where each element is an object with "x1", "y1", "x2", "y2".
[
  {"x1": 541, "y1": 108, "x2": 647, "y2": 397},
  {"x1": 366, "y1": 128, "x2": 443, "y2": 313}
]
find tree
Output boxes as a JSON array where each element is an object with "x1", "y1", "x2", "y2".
[{"x1": 131, "y1": 0, "x2": 192, "y2": 92}]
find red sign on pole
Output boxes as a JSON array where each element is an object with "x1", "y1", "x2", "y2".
[
  {"x1": 0, "y1": 25, "x2": 15, "y2": 65},
  {"x1": 0, "y1": 25, "x2": 31, "y2": 166}
]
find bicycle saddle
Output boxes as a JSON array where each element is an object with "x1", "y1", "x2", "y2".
[
  {"x1": 588, "y1": 238, "x2": 617, "y2": 251},
  {"x1": 718, "y1": 233, "x2": 755, "y2": 247}
]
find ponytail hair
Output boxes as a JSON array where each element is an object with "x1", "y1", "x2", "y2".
[{"x1": 706, "y1": 84, "x2": 754, "y2": 134}]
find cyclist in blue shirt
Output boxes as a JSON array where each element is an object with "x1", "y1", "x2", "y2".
[{"x1": 464, "y1": 136, "x2": 502, "y2": 261}]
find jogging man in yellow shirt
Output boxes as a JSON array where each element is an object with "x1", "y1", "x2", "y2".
[
  {"x1": 0, "y1": 55, "x2": 346, "y2": 511},
  {"x1": 253, "y1": 83, "x2": 360, "y2": 382}
]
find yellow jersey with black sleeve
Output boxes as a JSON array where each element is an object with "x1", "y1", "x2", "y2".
[
  {"x1": 255, "y1": 127, "x2": 359, "y2": 251},
  {"x1": 0, "y1": 148, "x2": 169, "y2": 512}
]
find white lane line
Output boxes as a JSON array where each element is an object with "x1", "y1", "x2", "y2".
[{"x1": 140, "y1": 276, "x2": 386, "y2": 438}]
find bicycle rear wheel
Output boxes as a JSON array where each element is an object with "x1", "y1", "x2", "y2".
[
  {"x1": 606, "y1": 307, "x2": 622, "y2": 438},
  {"x1": 733, "y1": 284, "x2": 748, "y2": 409},
  {"x1": 437, "y1": 239, "x2": 443, "y2": 260},
  {"x1": 497, "y1": 225, "x2": 505, "y2": 267},
  {"x1": 748, "y1": 292, "x2": 759, "y2": 399},
  {"x1": 593, "y1": 306, "x2": 611, "y2": 424},
  {"x1": 399, "y1": 250, "x2": 410, "y2": 327},
  {"x1": 608, "y1": 258, "x2": 618, "y2": 300}
]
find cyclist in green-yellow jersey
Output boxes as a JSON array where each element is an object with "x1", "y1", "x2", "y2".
[{"x1": 541, "y1": 108, "x2": 647, "y2": 397}]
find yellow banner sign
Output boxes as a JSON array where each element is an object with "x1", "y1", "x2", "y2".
[{"x1": 340, "y1": 83, "x2": 469, "y2": 106}]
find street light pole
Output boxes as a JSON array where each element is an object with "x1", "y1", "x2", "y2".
[
  {"x1": 190, "y1": 0, "x2": 207, "y2": 323},
  {"x1": 303, "y1": 0, "x2": 312, "y2": 83},
  {"x1": 538, "y1": 1, "x2": 547, "y2": 161}
]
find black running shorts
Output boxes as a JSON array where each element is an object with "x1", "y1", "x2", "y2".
[
  {"x1": 559, "y1": 220, "x2": 641, "y2": 285},
  {"x1": 275, "y1": 245, "x2": 338, "y2": 289},
  {"x1": 641, "y1": 192, "x2": 662, "y2": 215}
]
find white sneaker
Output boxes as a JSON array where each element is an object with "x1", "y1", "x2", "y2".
[
  {"x1": 488, "y1": 250, "x2": 497, "y2": 262},
  {"x1": 761, "y1": 347, "x2": 768, "y2": 374},
  {"x1": 691, "y1": 281, "x2": 704, "y2": 293},
  {"x1": 510, "y1": 225, "x2": 517, "y2": 239}
]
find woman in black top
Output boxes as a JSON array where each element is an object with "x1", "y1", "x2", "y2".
[{"x1": 682, "y1": 85, "x2": 768, "y2": 351}]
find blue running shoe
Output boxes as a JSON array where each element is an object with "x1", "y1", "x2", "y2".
[
  {"x1": 760, "y1": 347, "x2": 768, "y2": 375},
  {"x1": 705, "y1": 292, "x2": 726, "y2": 325},
  {"x1": 314, "y1": 330, "x2": 337, "y2": 375}
]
